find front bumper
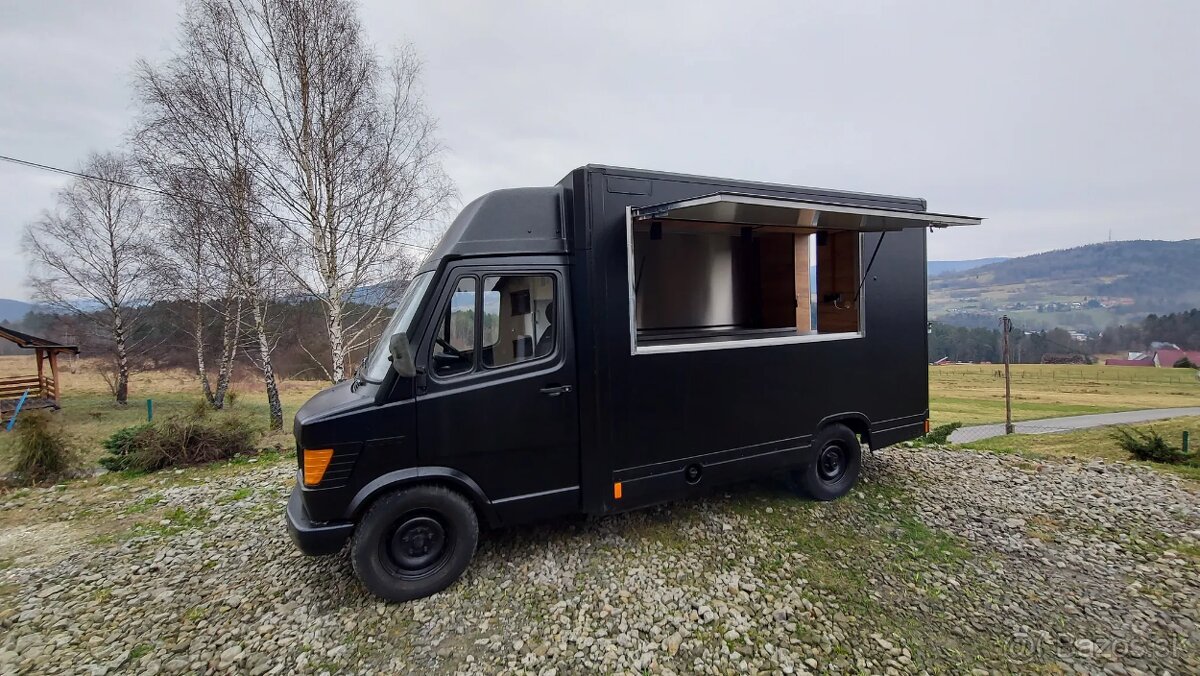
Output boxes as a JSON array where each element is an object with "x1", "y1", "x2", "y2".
[{"x1": 286, "y1": 486, "x2": 354, "y2": 556}]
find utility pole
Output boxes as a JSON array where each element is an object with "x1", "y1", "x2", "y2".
[{"x1": 1002, "y1": 315, "x2": 1013, "y2": 434}]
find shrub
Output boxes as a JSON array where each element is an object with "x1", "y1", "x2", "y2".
[
  {"x1": 1173, "y1": 356, "x2": 1197, "y2": 369},
  {"x1": 9, "y1": 412, "x2": 78, "y2": 484},
  {"x1": 1110, "y1": 426, "x2": 1193, "y2": 465},
  {"x1": 100, "y1": 407, "x2": 260, "y2": 473},
  {"x1": 99, "y1": 422, "x2": 154, "y2": 471},
  {"x1": 917, "y1": 422, "x2": 962, "y2": 445}
]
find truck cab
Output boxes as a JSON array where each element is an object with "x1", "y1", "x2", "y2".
[{"x1": 286, "y1": 165, "x2": 980, "y2": 601}]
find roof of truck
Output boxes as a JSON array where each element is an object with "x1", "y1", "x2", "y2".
[
  {"x1": 574, "y1": 164, "x2": 928, "y2": 211},
  {"x1": 417, "y1": 186, "x2": 565, "y2": 272},
  {"x1": 418, "y1": 165, "x2": 944, "y2": 273}
]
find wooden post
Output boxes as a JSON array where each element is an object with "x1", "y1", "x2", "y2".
[
  {"x1": 48, "y1": 350, "x2": 60, "y2": 405},
  {"x1": 794, "y1": 234, "x2": 812, "y2": 333},
  {"x1": 35, "y1": 348, "x2": 46, "y2": 399},
  {"x1": 1002, "y1": 315, "x2": 1013, "y2": 435}
]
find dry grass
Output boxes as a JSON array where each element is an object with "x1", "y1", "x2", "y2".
[
  {"x1": 930, "y1": 364, "x2": 1200, "y2": 427},
  {"x1": 0, "y1": 355, "x2": 321, "y2": 398},
  {"x1": 0, "y1": 356, "x2": 326, "y2": 466}
]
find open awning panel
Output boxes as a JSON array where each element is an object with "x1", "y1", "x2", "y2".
[{"x1": 631, "y1": 192, "x2": 982, "y2": 231}]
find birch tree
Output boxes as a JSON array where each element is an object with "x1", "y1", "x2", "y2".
[
  {"x1": 152, "y1": 176, "x2": 240, "y2": 408},
  {"x1": 239, "y1": 0, "x2": 454, "y2": 382},
  {"x1": 131, "y1": 0, "x2": 284, "y2": 428},
  {"x1": 22, "y1": 152, "x2": 156, "y2": 405}
]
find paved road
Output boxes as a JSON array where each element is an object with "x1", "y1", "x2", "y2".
[{"x1": 949, "y1": 407, "x2": 1200, "y2": 443}]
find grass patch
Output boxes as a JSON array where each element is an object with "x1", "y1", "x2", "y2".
[
  {"x1": 228, "y1": 445, "x2": 286, "y2": 466},
  {"x1": 1026, "y1": 514, "x2": 1062, "y2": 542},
  {"x1": 133, "y1": 506, "x2": 212, "y2": 538},
  {"x1": 891, "y1": 515, "x2": 972, "y2": 565},
  {"x1": 129, "y1": 644, "x2": 153, "y2": 659},
  {"x1": 930, "y1": 364, "x2": 1200, "y2": 427},
  {"x1": 620, "y1": 509, "x2": 693, "y2": 551},
  {"x1": 123, "y1": 494, "x2": 163, "y2": 514},
  {"x1": 917, "y1": 422, "x2": 962, "y2": 445},
  {"x1": 963, "y1": 416, "x2": 1200, "y2": 483},
  {"x1": 219, "y1": 487, "x2": 254, "y2": 504}
]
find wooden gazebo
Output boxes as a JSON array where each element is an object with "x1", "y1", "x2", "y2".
[{"x1": 0, "y1": 325, "x2": 78, "y2": 415}]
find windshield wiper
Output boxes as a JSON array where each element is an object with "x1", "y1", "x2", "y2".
[{"x1": 351, "y1": 355, "x2": 369, "y2": 390}]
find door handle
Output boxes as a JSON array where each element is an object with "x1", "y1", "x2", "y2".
[{"x1": 539, "y1": 384, "x2": 572, "y2": 397}]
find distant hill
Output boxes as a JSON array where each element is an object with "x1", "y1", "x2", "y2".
[
  {"x1": 927, "y1": 257, "x2": 1009, "y2": 277},
  {"x1": 929, "y1": 239, "x2": 1200, "y2": 331},
  {"x1": 0, "y1": 299, "x2": 34, "y2": 324}
]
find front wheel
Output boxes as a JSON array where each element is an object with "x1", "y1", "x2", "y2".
[
  {"x1": 351, "y1": 485, "x2": 479, "y2": 602},
  {"x1": 791, "y1": 424, "x2": 862, "y2": 501}
]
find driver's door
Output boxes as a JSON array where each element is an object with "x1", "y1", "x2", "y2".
[{"x1": 415, "y1": 262, "x2": 580, "y2": 522}]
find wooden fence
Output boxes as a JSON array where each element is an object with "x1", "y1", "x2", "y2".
[{"x1": 0, "y1": 374, "x2": 55, "y2": 401}]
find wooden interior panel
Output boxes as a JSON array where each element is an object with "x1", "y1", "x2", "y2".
[
  {"x1": 794, "y1": 234, "x2": 811, "y2": 333},
  {"x1": 756, "y1": 233, "x2": 797, "y2": 328},
  {"x1": 816, "y1": 231, "x2": 860, "y2": 333}
]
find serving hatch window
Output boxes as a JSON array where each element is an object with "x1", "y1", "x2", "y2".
[{"x1": 626, "y1": 193, "x2": 981, "y2": 354}]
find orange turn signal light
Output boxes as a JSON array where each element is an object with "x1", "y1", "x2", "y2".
[
  {"x1": 613, "y1": 482, "x2": 623, "y2": 500},
  {"x1": 924, "y1": 419, "x2": 931, "y2": 434},
  {"x1": 303, "y1": 449, "x2": 334, "y2": 486}
]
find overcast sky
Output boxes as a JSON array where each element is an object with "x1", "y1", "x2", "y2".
[{"x1": 1, "y1": 1, "x2": 1197, "y2": 300}]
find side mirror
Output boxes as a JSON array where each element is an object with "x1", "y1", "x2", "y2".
[{"x1": 388, "y1": 333, "x2": 416, "y2": 378}]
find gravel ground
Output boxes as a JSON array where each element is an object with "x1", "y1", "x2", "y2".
[{"x1": 1, "y1": 447, "x2": 1197, "y2": 675}]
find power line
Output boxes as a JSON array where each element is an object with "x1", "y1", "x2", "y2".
[{"x1": 0, "y1": 152, "x2": 434, "y2": 252}]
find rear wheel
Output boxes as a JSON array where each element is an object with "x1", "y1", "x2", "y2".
[
  {"x1": 351, "y1": 485, "x2": 478, "y2": 602},
  {"x1": 791, "y1": 424, "x2": 861, "y2": 501}
]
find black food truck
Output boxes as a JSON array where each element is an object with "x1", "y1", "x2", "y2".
[{"x1": 287, "y1": 165, "x2": 981, "y2": 601}]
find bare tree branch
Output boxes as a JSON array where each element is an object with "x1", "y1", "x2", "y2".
[{"x1": 22, "y1": 151, "x2": 157, "y2": 404}]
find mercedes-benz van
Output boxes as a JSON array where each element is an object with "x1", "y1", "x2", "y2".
[{"x1": 286, "y1": 165, "x2": 981, "y2": 601}]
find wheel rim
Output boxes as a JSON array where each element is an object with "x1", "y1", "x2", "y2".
[
  {"x1": 383, "y1": 513, "x2": 451, "y2": 579},
  {"x1": 817, "y1": 443, "x2": 848, "y2": 483}
]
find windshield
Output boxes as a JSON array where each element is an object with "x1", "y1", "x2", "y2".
[{"x1": 361, "y1": 271, "x2": 435, "y2": 382}]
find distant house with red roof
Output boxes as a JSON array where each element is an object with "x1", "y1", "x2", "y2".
[
  {"x1": 1153, "y1": 349, "x2": 1200, "y2": 368},
  {"x1": 1104, "y1": 356, "x2": 1154, "y2": 367},
  {"x1": 1105, "y1": 348, "x2": 1200, "y2": 368}
]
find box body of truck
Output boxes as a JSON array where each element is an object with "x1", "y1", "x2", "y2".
[{"x1": 286, "y1": 165, "x2": 980, "y2": 600}]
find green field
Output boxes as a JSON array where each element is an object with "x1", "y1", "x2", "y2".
[
  {"x1": 929, "y1": 363, "x2": 1199, "y2": 427},
  {"x1": 963, "y1": 415, "x2": 1200, "y2": 482}
]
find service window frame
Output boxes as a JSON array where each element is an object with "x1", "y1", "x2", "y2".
[{"x1": 625, "y1": 207, "x2": 866, "y2": 356}]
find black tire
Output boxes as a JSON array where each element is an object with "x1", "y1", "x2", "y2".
[
  {"x1": 350, "y1": 485, "x2": 479, "y2": 602},
  {"x1": 791, "y1": 424, "x2": 862, "y2": 501}
]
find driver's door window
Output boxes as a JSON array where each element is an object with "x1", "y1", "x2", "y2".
[{"x1": 432, "y1": 277, "x2": 476, "y2": 377}]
